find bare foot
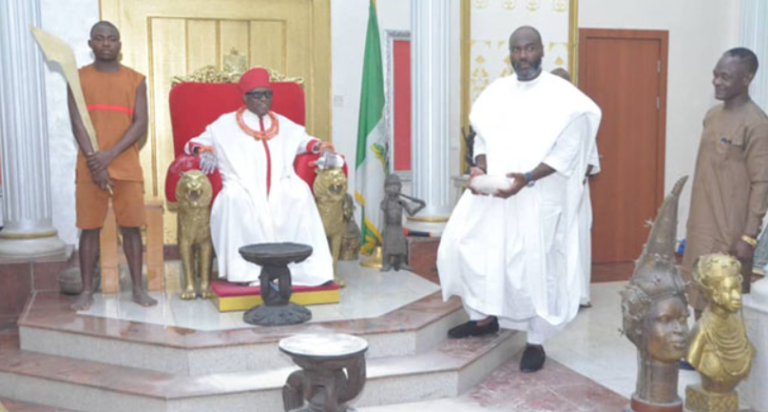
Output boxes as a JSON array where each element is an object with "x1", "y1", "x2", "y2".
[
  {"x1": 71, "y1": 291, "x2": 94, "y2": 311},
  {"x1": 132, "y1": 288, "x2": 158, "y2": 307}
]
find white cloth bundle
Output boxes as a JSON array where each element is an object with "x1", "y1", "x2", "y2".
[{"x1": 468, "y1": 174, "x2": 514, "y2": 195}]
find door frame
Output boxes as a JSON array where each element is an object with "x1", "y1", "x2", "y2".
[{"x1": 578, "y1": 28, "x2": 668, "y2": 209}]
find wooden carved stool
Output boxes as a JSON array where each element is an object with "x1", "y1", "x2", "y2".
[
  {"x1": 280, "y1": 334, "x2": 368, "y2": 412},
  {"x1": 99, "y1": 199, "x2": 164, "y2": 293}
]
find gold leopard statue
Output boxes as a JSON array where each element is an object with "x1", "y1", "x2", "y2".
[
  {"x1": 313, "y1": 167, "x2": 347, "y2": 277},
  {"x1": 176, "y1": 170, "x2": 214, "y2": 300}
]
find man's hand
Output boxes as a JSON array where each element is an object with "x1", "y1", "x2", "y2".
[
  {"x1": 92, "y1": 168, "x2": 113, "y2": 191},
  {"x1": 730, "y1": 238, "x2": 755, "y2": 263},
  {"x1": 467, "y1": 166, "x2": 486, "y2": 195},
  {"x1": 494, "y1": 172, "x2": 526, "y2": 199},
  {"x1": 199, "y1": 151, "x2": 218, "y2": 175},
  {"x1": 86, "y1": 150, "x2": 115, "y2": 174}
]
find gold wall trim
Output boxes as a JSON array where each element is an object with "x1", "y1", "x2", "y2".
[
  {"x1": 569, "y1": 0, "x2": 579, "y2": 85},
  {"x1": 460, "y1": 0, "x2": 471, "y2": 174},
  {"x1": 0, "y1": 229, "x2": 59, "y2": 240}
]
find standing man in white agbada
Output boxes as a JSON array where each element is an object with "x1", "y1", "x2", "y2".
[
  {"x1": 187, "y1": 68, "x2": 334, "y2": 287},
  {"x1": 437, "y1": 26, "x2": 601, "y2": 373}
]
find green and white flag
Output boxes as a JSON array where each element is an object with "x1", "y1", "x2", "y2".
[{"x1": 355, "y1": 0, "x2": 388, "y2": 255}]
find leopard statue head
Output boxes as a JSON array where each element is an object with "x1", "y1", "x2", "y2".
[
  {"x1": 313, "y1": 167, "x2": 347, "y2": 205},
  {"x1": 175, "y1": 170, "x2": 213, "y2": 210}
]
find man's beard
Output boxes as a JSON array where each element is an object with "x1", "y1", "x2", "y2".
[{"x1": 512, "y1": 58, "x2": 542, "y2": 81}]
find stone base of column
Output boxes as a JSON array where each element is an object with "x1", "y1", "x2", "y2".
[{"x1": 0, "y1": 234, "x2": 67, "y2": 259}]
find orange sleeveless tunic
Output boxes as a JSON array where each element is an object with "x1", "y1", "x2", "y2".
[{"x1": 76, "y1": 64, "x2": 145, "y2": 183}]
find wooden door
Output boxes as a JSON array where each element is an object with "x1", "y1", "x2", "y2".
[
  {"x1": 100, "y1": 0, "x2": 331, "y2": 243},
  {"x1": 578, "y1": 29, "x2": 668, "y2": 263}
]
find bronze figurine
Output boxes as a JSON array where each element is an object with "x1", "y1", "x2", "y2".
[
  {"x1": 380, "y1": 174, "x2": 425, "y2": 272},
  {"x1": 685, "y1": 253, "x2": 754, "y2": 412},
  {"x1": 339, "y1": 193, "x2": 361, "y2": 261}
]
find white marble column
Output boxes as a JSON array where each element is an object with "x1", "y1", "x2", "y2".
[
  {"x1": 409, "y1": 0, "x2": 453, "y2": 227},
  {"x1": 740, "y1": 0, "x2": 768, "y2": 111},
  {"x1": 0, "y1": 0, "x2": 67, "y2": 257}
]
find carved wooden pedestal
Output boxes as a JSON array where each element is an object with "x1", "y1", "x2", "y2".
[
  {"x1": 280, "y1": 334, "x2": 368, "y2": 412},
  {"x1": 239, "y1": 243, "x2": 313, "y2": 326}
]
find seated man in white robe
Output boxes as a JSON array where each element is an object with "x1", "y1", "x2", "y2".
[
  {"x1": 186, "y1": 68, "x2": 334, "y2": 287},
  {"x1": 437, "y1": 26, "x2": 601, "y2": 373}
]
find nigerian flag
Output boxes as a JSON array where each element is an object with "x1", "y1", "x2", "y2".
[{"x1": 355, "y1": 0, "x2": 387, "y2": 255}]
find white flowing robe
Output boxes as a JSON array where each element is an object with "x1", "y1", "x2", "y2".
[
  {"x1": 186, "y1": 110, "x2": 334, "y2": 286},
  {"x1": 579, "y1": 148, "x2": 601, "y2": 305},
  {"x1": 438, "y1": 72, "x2": 601, "y2": 341}
]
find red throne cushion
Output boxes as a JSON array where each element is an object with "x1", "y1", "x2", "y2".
[{"x1": 165, "y1": 80, "x2": 344, "y2": 202}]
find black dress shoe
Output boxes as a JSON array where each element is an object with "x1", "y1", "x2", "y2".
[
  {"x1": 520, "y1": 344, "x2": 546, "y2": 373},
  {"x1": 447, "y1": 317, "x2": 499, "y2": 339}
]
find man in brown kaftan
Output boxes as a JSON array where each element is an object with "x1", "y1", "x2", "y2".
[{"x1": 682, "y1": 47, "x2": 768, "y2": 314}]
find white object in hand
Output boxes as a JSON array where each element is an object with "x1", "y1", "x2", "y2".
[{"x1": 469, "y1": 174, "x2": 514, "y2": 195}]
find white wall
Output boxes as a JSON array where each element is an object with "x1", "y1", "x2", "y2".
[
  {"x1": 579, "y1": 0, "x2": 742, "y2": 237},
  {"x1": 41, "y1": 0, "x2": 100, "y2": 245}
]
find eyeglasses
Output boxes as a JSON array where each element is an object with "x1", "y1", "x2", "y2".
[{"x1": 245, "y1": 90, "x2": 273, "y2": 100}]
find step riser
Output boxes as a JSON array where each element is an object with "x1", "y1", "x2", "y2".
[
  {"x1": 0, "y1": 366, "x2": 470, "y2": 412},
  {"x1": 19, "y1": 308, "x2": 466, "y2": 376},
  {"x1": 1, "y1": 333, "x2": 521, "y2": 412}
]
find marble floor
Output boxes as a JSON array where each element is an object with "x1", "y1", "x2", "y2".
[{"x1": 78, "y1": 260, "x2": 440, "y2": 331}]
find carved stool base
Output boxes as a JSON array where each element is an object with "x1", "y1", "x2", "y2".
[
  {"x1": 243, "y1": 302, "x2": 312, "y2": 326},
  {"x1": 685, "y1": 384, "x2": 738, "y2": 412}
]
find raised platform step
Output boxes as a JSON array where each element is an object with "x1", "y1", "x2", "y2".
[
  {"x1": 0, "y1": 397, "x2": 81, "y2": 412},
  {"x1": 19, "y1": 291, "x2": 465, "y2": 376},
  {"x1": 0, "y1": 331, "x2": 523, "y2": 412}
]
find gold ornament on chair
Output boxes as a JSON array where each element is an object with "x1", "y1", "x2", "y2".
[
  {"x1": 685, "y1": 254, "x2": 754, "y2": 412},
  {"x1": 501, "y1": 0, "x2": 517, "y2": 11},
  {"x1": 171, "y1": 48, "x2": 304, "y2": 87},
  {"x1": 176, "y1": 170, "x2": 214, "y2": 300}
]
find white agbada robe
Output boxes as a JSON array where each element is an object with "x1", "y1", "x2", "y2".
[
  {"x1": 186, "y1": 110, "x2": 334, "y2": 286},
  {"x1": 579, "y1": 149, "x2": 600, "y2": 305},
  {"x1": 437, "y1": 72, "x2": 601, "y2": 343}
]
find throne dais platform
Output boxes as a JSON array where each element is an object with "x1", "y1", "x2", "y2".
[{"x1": 211, "y1": 280, "x2": 340, "y2": 312}]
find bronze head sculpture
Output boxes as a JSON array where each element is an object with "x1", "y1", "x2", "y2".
[{"x1": 621, "y1": 176, "x2": 689, "y2": 412}]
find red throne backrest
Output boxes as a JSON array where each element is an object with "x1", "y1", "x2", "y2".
[{"x1": 169, "y1": 81, "x2": 306, "y2": 157}]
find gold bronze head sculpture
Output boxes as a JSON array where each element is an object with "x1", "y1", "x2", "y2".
[
  {"x1": 176, "y1": 170, "x2": 214, "y2": 300},
  {"x1": 685, "y1": 254, "x2": 754, "y2": 412},
  {"x1": 313, "y1": 166, "x2": 348, "y2": 275},
  {"x1": 621, "y1": 176, "x2": 689, "y2": 412}
]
